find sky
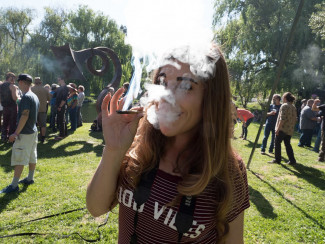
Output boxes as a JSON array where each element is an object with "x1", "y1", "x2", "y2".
[{"x1": 1, "y1": 0, "x2": 215, "y2": 55}]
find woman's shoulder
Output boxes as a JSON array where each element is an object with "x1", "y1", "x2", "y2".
[{"x1": 228, "y1": 153, "x2": 246, "y2": 176}]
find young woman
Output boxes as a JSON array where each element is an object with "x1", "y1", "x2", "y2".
[{"x1": 87, "y1": 45, "x2": 250, "y2": 243}]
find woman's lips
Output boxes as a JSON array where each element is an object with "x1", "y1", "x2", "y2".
[{"x1": 157, "y1": 102, "x2": 182, "y2": 124}]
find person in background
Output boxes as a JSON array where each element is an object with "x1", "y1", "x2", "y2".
[
  {"x1": 31, "y1": 77, "x2": 51, "y2": 143},
  {"x1": 301, "y1": 99, "x2": 307, "y2": 111},
  {"x1": 269, "y1": 92, "x2": 297, "y2": 165},
  {"x1": 237, "y1": 108, "x2": 254, "y2": 140},
  {"x1": 44, "y1": 84, "x2": 51, "y2": 114},
  {"x1": 314, "y1": 104, "x2": 325, "y2": 162},
  {"x1": 0, "y1": 81, "x2": 3, "y2": 132},
  {"x1": 87, "y1": 44, "x2": 250, "y2": 243},
  {"x1": 122, "y1": 82, "x2": 129, "y2": 97},
  {"x1": 0, "y1": 74, "x2": 39, "y2": 194},
  {"x1": 296, "y1": 99, "x2": 307, "y2": 133},
  {"x1": 261, "y1": 94, "x2": 282, "y2": 155},
  {"x1": 0, "y1": 72, "x2": 19, "y2": 142},
  {"x1": 312, "y1": 99, "x2": 322, "y2": 153},
  {"x1": 44, "y1": 84, "x2": 50, "y2": 91},
  {"x1": 49, "y1": 84, "x2": 59, "y2": 132},
  {"x1": 67, "y1": 83, "x2": 78, "y2": 132},
  {"x1": 77, "y1": 85, "x2": 85, "y2": 127},
  {"x1": 91, "y1": 86, "x2": 115, "y2": 132},
  {"x1": 298, "y1": 99, "x2": 317, "y2": 148},
  {"x1": 55, "y1": 77, "x2": 69, "y2": 140}
]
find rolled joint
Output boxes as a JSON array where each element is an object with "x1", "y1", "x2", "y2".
[{"x1": 116, "y1": 110, "x2": 139, "y2": 114}]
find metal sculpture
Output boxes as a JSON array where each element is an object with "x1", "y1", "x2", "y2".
[{"x1": 50, "y1": 43, "x2": 122, "y2": 92}]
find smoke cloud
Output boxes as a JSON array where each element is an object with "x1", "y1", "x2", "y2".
[{"x1": 293, "y1": 44, "x2": 324, "y2": 85}]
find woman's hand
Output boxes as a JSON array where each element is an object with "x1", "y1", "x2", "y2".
[{"x1": 101, "y1": 88, "x2": 143, "y2": 152}]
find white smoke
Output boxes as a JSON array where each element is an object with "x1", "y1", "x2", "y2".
[
  {"x1": 293, "y1": 44, "x2": 323, "y2": 84},
  {"x1": 121, "y1": 0, "x2": 217, "y2": 129},
  {"x1": 40, "y1": 55, "x2": 59, "y2": 73},
  {"x1": 157, "y1": 45, "x2": 220, "y2": 80},
  {"x1": 122, "y1": 53, "x2": 143, "y2": 110},
  {"x1": 140, "y1": 83, "x2": 182, "y2": 129}
]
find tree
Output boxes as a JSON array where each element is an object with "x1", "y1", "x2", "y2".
[
  {"x1": 213, "y1": 0, "x2": 325, "y2": 105},
  {"x1": 0, "y1": 8, "x2": 35, "y2": 76},
  {"x1": 309, "y1": 3, "x2": 325, "y2": 45}
]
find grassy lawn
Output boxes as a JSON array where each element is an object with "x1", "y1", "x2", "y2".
[{"x1": 0, "y1": 122, "x2": 324, "y2": 243}]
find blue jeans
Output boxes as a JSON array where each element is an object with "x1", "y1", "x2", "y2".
[
  {"x1": 50, "y1": 105, "x2": 57, "y2": 129},
  {"x1": 261, "y1": 123, "x2": 275, "y2": 152},
  {"x1": 313, "y1": 128, "x2": 321, "y2": 152},
  {"x1": 241, "y1": 117, "x2": 253, "y2": 139},
  {"x1": 68, "y1": 107, "x2": 77, "y2": 131},
  {"x1": 299, "y1": 129, "x2": 313, "y2": 147}
]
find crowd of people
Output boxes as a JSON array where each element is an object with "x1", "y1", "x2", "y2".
[
  {"x1": 0, "y1": 72, "x2": 86, "y2": 193},
  {"x1": 232, "y1": 92, "x2": 324, "y2": 166},
  {"x1": 0, "y1": 73, "x2": 86, "y2": 143},
  {"x1": 251, "y1": 93, "x2": 324, "y2": 165}
]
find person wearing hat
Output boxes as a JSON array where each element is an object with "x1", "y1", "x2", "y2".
[
  {"x1": 0, "y1": 74, "x2": 40, "y2": 194},
  {"x1": 31, "y1": 77, "x2": 51, "y2": 143},
  {"x1": 67, "y1": 83, "x2": 78, "y2": 132},
  {"x1": 0, "y1": 72, "x2": 19, "y2": 142}
]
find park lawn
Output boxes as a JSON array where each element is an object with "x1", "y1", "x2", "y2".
[{"x1": 0, "y1": 122, "x2": 324, "y2": 243}]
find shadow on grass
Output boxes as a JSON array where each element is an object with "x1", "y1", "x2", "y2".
[
  {"x1": 0, "y1": 184, "x2": 28, "y2": 214},
  {"x1": 249, "y1": 169, "x2": 325, "y2": 230},
  {"x1": 244, "y1": 140, "x2": 262, "y2": 149},
  {"x1": 0, "y1": 159, "x2": 12, "y2": 174},
  {"x1": 248, "y1": 185, "x2": 277, "y2": 219},
  {"x1": 37, "y1": 139, "x2": 103, "y2": 159},
  {"x1": 279, "y1": 163, "x2": 325, "y2": 191},
  {"x1": 88, "y1": 131, "x2": 104, "y2": 140},
  {"x1": 0, "y1": 142, "x2": 13, "y2": 173}
]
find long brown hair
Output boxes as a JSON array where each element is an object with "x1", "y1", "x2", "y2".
[{"x1": 117, "y1": 45, "x2": 236, "y2": 241}]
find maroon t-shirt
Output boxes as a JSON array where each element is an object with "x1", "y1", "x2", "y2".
[{"x1": 117, "y1": 157, "x2": 250, "y2": 243}]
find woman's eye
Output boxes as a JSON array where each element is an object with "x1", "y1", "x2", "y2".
[
  {"x1": 158, "y1": 76, "x2": 167, "y2": 87},
  {"x1": 178, "y1": 80, "x2": 192, "y2": 90}
]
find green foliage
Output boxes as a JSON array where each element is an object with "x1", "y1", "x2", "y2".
[
  {"x1": 309, "y1": 3, "x2": 325, "y2": 45},
  {"x1": 0, "y1": 6, "x2": 132, "y2": 96},
  {"x1": 214, "y1": 0, "x2": 325, "y2": 102}
]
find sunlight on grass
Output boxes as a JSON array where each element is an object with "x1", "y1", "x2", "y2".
[{"x1": 0, "y1": 122, "x2": 324, "y2": 243}]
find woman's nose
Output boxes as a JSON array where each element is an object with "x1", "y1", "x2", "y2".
[{"x1": 166, "y1": 80, "x2": 177, "y2": 91}]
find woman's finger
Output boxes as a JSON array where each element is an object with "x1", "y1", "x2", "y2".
[
  {"x1": 118, "y1": 97, "x2": 126, "y2": 111},
  {"x1": 101, "y1": 93, "x2": 111, "y2": 116},
  {"x1": 110, "y1": 88, "x2": 125, "y2": 113}
]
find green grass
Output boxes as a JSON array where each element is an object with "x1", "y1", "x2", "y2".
[{"x1": 0, "y1": 122, "x2": 324, "y2": 243}]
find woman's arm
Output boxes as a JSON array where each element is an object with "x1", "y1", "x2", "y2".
[
  {"x1": 86, "y1": 147, "x2": 126, "y2": 217},
  {"x1": 225, "y1": 211, "x2": 245, "y2": 244},
  {"x1": 86, "y1": 88, "x2": 143, "y2": 217}
]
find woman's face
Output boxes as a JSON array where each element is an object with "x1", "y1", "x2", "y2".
[
  {"x1": 155, "y1": 61, "x2": 204, "y2": 138},
  {"x1": 282, "y1": 96, "x2": 287, "y2": 103}
]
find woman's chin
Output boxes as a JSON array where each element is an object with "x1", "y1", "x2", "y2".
[{"x1": 159, "y1": 124, "x2": 176, "y2": 137}]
